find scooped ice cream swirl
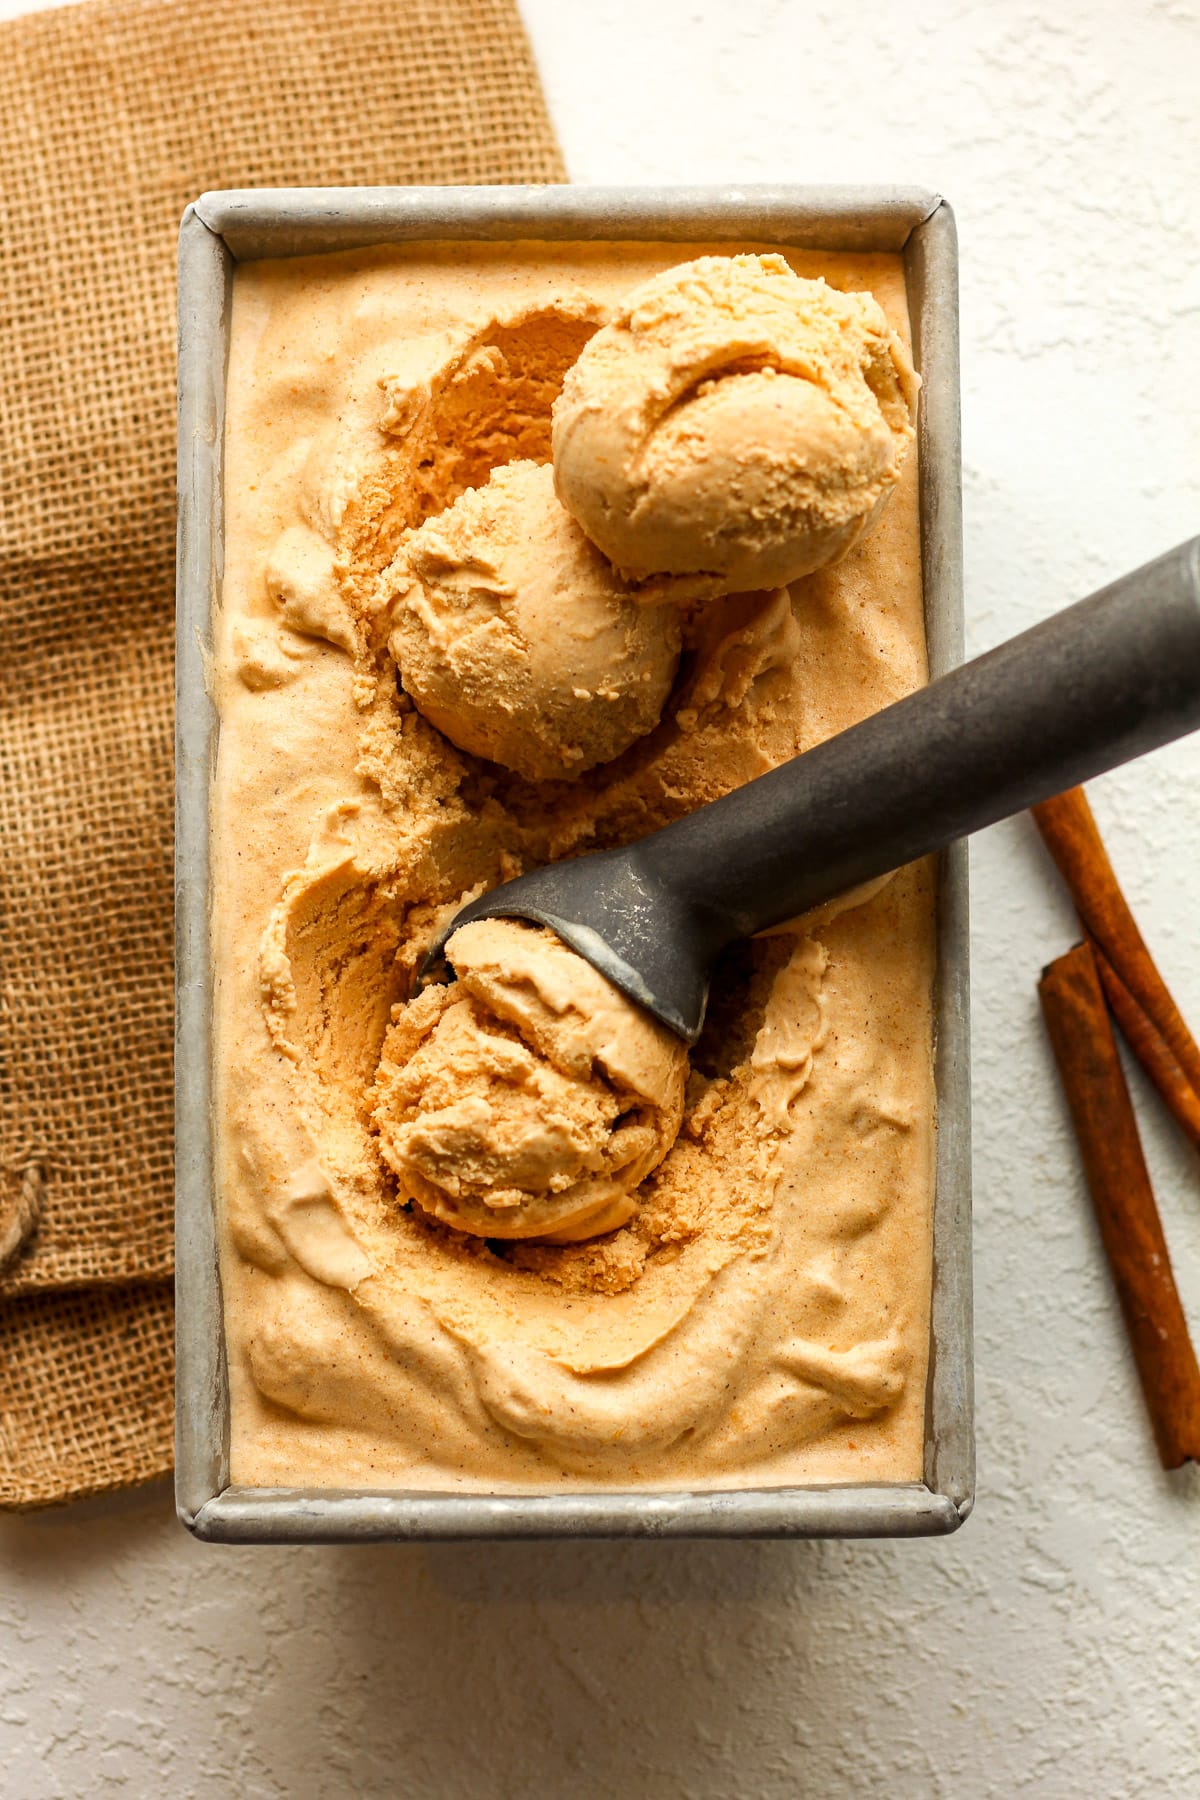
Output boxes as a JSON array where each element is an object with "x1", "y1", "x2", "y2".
[
  {"x1": 371, "y1": 919, "x2": 689, "y2": 1243},
  {"x1": 552, "y1": 252, "x2": 918, "y2": 594},
  {"x1": 385, "y1": 460, "x2": 681, "y2": 781}
]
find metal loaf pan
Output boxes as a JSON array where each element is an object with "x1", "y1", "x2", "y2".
[{"x1": 176, "y1": 185, "x2": 971, "y2": 1542}]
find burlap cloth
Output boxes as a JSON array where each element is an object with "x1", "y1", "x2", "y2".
[{"x1": 0, "y1": 0, "x2": 563, "y2": 1510}]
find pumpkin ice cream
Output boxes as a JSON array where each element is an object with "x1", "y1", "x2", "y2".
[
  {"x1": 385, "y1": 459, "x2": 680, "y2": 780},
  {"x1": 371, "y1": 918, "x2": 688, "y2": 1243},
  {"x1": 214, "y1": 239, "x2": 935, "y2": 1492},
  {"x1": 553, "y1": 253, "x2": 917, "y2": 594}
]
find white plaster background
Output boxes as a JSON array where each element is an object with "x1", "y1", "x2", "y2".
[{"x1": 3, "y1": 0, "x2": 1199, "y2": 1793}]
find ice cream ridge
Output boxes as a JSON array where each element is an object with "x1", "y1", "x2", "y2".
[{"x1": 215, "y1": 242, "x2": 937, "y2": 1491}]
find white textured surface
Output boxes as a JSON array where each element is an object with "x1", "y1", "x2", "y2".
[{"x1": 4, "y1": 0, "x2": 1200, "y2": 1792}]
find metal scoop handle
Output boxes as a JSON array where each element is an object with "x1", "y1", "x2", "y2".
[
  {"x1": 432, "y1": 537, "x2": 1200, "y2": 1039},
  {"x1": 645, "y1": 535, "x2": 1200, "y2": 940}
]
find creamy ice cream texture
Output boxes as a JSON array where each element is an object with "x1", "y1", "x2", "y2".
[
  {"x1": 372, "y1": 918, "x2": 688, "y2": 1242},
  {"x1": 385, "y1": 460, "x2": 680, "y2": 781},
  {"x1": 214, "y1": 240, "x2": 934, "y2": 1494},
  {"x1": 553, "y1": 252, "x2": 917, "y2": 594},
  {"x1": 385, "y1": 253, "x2": 914, "y2": 783}
]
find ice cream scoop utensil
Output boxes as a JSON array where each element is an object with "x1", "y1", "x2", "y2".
[{"x1": 426, "y1": 538, "x2": 1200, "y2": 1042}]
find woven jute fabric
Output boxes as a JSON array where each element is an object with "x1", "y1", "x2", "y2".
[
  {"x1": 0, "y1": 0, "x2": 563, "y2": 1508},
  {"x1": 0, "y1": 1283, "x2": 177, "y2": 1509}
]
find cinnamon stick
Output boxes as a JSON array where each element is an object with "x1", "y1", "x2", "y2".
[
  {"x1": 1091, "y1": 940, "x2": 1200, "y2": 1153},
  {"x1": 1039, "y1": 942, "x2": 1200, "y2": 1469},
  {"x1": 1032, "y1": 785, "x2": 1200, "y2": 1124}
]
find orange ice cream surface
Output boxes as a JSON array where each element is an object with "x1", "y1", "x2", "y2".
[{"x1": 214, "y1": 239, "x2": 935, "y2": 1493}]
